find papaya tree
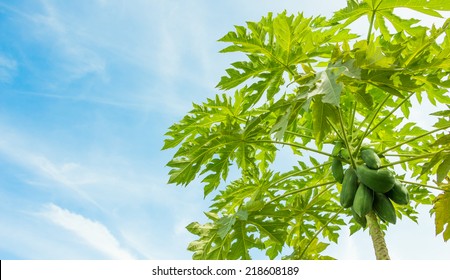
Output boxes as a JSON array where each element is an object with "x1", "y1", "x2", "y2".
[{"x1": 163, "y1": 0, "x2": 450, "y2": 260}]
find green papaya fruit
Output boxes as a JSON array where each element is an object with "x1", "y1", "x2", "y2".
[
  {"x1": 386, "y1": 179, "x2": 409, "y2": 205},
  {"x1": 360, "y1": 148, "x2": 382, "y2": 169},
  {"x1": 339, "y1": 148, "x2": 350, "y2": 161},
  {"x1": 340, "y1": 167, "x2": 358, "y2": 208},
  {"x1": 331, "y1": 157, "x2": 344, "y2": 183},
  {"x1": 332, "y1": 141, "x2": 344, "y2": 156},
  {"x1": 351, "y1": 207, "x2": 367, "y2": 228},
  {"x1": 353, "y1": 183, "x2": 374, "y2": 217},
  {"x1": 356, "y1": 165, "x2": 395, "y2": 193},
  {"x1": 373, "y1": 192, "x2": 397, "y2": 224}
]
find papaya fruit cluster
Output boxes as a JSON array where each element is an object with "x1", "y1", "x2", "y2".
[{"x1": 331, "y1": 145, "x2": 410, "y2": 227}]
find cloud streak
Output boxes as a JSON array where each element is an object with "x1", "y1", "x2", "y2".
[
  {"x1": 38, "y1": 203, "x2": 135, "y2": 259},
  {"x1": 29, "y1": 0, "x2": 107, "y2": 81},
  {"x1": 0, "y1": 124, "x2": 103, "y2": 210},
  {"x1": 0, "y1": 0, "x2": 220, "y2": 116},
  {"x1": 0, "y1": 117, "x2": 209, "y2": 259},
  {"x1": 0, "y1": 54, "x2": 17, "y2": 83}
]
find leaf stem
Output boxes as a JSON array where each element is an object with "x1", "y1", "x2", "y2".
[
  {"x1": 255, "y1": 140, "x2": 333, "y2": 157},
  {"x1": 267, "y1": 181, "x2": 336, "y2": 204},
  {"x1": 298, "y1": 207, "x2": 344, "y2": 259},
  {"x1": 400, "y1": 180, "x2": 449, "y2": 192},
  {"x1": 366, "y1": 92, "x2": 414, "y2": 135},
  {"x1": 284, "y1": 131, "x2": 316, "y2": 140},
  {"x1": 355, "y1": 112, "x2": 372, "y2": 135},
  {"x1": 349, "y1": 101, "x2": 357, "y2": 139},
  {"x1": 271, "y1": 163, "x2": 331, "y2": 187},
  {"x1": 327, "y1": 118, "x2": 344, "y2": 142},
  {"x1": 366, "y1": 0, "x2": 384, "y2": 43},
  {"x1": 379, "y1": 153, "x2": 438, "y2": 168},
  {"x1": 367, "y1": 10, "x2": 376, "y2": 42},
  {"x1": 383, "y1": 153, "x2": 428, "y2": 158},
  {"x1": 380, "y1": 125, "x2": 450, "y2": 154},
  {"x1": 355, "y1": 94, "x2": 390, "y2": 155},
  {"x1": 302, "y1": 184, "x2": 334, "y2": 214},
  {"x1": 338, "y1": 109, "x2": 357, "y2": 168}
]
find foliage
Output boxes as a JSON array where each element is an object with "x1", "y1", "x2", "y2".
[
  {"x1": 163, "y1": 0, "x2": 450, "y2": 259},
  {"x1": 433, "y1": 185, "x2": 450, "y2": 241}
]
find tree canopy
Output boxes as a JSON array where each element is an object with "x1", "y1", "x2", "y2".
[{"x1": 163, "y1": 0, "x2": 450, "y2": 259}]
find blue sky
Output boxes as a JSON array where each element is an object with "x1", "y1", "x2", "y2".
[{"x1": 0, "y1": 0, "x2": 449, "y2": 260}]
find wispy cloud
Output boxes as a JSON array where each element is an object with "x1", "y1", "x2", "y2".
[
  {"x1": 38, "y1": 203, "x2": 135, "y2": 259},
  {"x1": 0, "y1": 117, "x2": 209, "y2": 259},
  {"x1": 30, "y1": 0, "x2": 107, "y2": 81},
  {"x1": 0, "y1": 54, "x2": 17, "y2": 83},
  {"x1": 1, "y1": 0, "x2": 218, "y2": 116},
  {"x1": 0, "y1": 126, "x2": 102, "y2": 209}
]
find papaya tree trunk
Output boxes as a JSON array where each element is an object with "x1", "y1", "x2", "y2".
[{"x1": 366, "y1": 211, "x2": 390, "y2": 260}]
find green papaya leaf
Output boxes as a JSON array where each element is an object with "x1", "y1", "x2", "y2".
[{"x1": 433, "y1": 188, "x2": 450, "y2": 241}]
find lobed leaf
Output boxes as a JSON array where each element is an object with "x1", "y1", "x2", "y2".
[
  {"x1": 433, "y1": 187, "x2": 450, "y2": 241},
  {"x1": 311, "y1": 97, "x2": 339, "y2": 144},
  {"x1": 437, "y1": 156, "x2": 450, "y2": 184},
  {"x1": 432, "y1": 134, "x2": 450, "y2": 147}
]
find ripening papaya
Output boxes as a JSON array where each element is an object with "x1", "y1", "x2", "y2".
[
  {"x1": 331, "y1": 157, "x2": 344, "y2": 183},
  {"x1": 386, "y1": 179, "x2": 410, "y2": 205},
  {"x1": 360, "y1": 148, "x2": 382, "y2": 169},
  {"x1": 353, "y1": 183, "x2": 374, "y2": 217},
  {"x1": 373, "y1": 192, "x2": 397, "y2": 224},
  {"x1": 340, "y1": 167, "x2": 358, "y2": 208},
  {"x1": 356, "y1": 165, "x2": 395, "y2": 193}
]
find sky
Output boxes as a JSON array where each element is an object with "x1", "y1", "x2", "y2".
[{"x1": 0, "y1": 0, "x2": 449, "y2": 260}]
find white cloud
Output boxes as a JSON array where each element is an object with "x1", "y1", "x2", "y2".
[
  {"x1": 157, "y1": 22, "x2": 181, "y2": 80},
  {"x1": 19, "y1": 0, "x2": 107, "y2": 83},
  {"x1": 1, "y1": 0, "x2": 217, "y2": 116},
  {"x1": 2, "y1": 3, "x2": 110, "y2": 99},
  {"x1": 38, "y1": 203, "x2": 135, "y2": 259},
  {"x1": 0, "y1": 129, "x2": 102, "y2": 209},
  {"x1": 0, "y1": 206, "x2": 101, "y2": 259},
  {"x1": 0, "y1": 54, "x2": 17, "y2": 83},
  {"x1": 0, "y1": 118, "x2": 211, "y2": 259}
]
